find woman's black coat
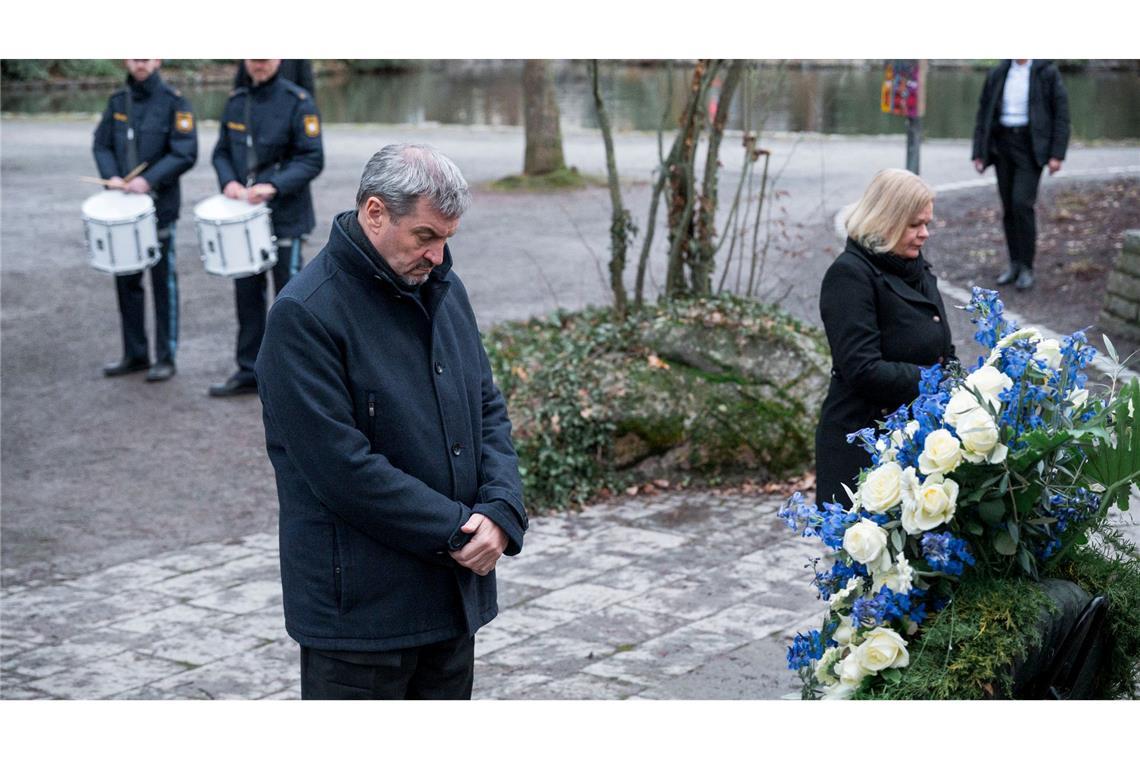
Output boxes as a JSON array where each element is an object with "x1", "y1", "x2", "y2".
[{"x1": 814, "y1": 238, "x2": 956, "y2": 506}]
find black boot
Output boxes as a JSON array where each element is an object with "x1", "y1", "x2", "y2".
[
  {"x1": 103, "y1": 357, "x2": 150, "y2": 377},
  {"x1": 1015, "y1": 267, "x2": 1035, "y2": 290},
  {"x1": 996, "y1": 262, "x2": 1022, "y2": 286}
]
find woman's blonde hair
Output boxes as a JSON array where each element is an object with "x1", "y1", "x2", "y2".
[{"x1": 844, "y1": 168, "x2": 935, "y2": 254}]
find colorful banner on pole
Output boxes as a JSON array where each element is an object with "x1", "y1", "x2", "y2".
[{"x1": 881, "y1": 60, "x2": 925, "y2": 118}]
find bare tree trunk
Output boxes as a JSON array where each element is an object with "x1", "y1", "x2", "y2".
[
  {"x1": 523, "y1": 60, "x2": 565, "y2": 175},
  {"x1": 691, "y1": 59, "x2": 744, "y2": 295},
  {"x1": 590, "y1": 60, "x2": 631, "y2": 321},
  {"x1": 664, "y1": 60, "x2": 720, "y2": 299},
  {"x1": 634, "y1": 63, "x2": 677, "y2": 309}
]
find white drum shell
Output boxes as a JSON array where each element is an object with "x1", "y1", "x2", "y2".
[
  {"x1": 81, "y1": 191, "x2": 160, "y2": 274},
  {"x1": 193, "y1": 195, "x2": 277, "y2": 277}
]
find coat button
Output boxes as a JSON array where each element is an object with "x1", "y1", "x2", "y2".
[
  {"x1": 933, "y1": 315, "x2": 941, "y2": 322},
  {"x1": 452, "y1": 443, "x2": 463, "y2": 456},
  {"x1": 435, "y1": 362, "x2": 444, "y2": 375}
]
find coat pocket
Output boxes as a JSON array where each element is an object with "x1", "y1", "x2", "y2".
[{"x1": 331, "y1": 520, "x2": 346, "y2": 615}]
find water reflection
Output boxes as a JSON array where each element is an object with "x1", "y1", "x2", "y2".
[{"x1": 3, "y1": 61, "x2": 1138, "y2": 141}]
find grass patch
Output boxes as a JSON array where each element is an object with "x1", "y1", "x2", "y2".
[{"x1": 488, "y1": 166, "x2": 601, "y2": 192}]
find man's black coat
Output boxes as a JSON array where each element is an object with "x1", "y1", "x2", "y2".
[
  {"x1": 256, "y1": 212, "x2": 526, "y2": 651},
  {"x1": 971, "y1": 60, "x2": 1070, "y2": 170},
  {"x1": 814, "y1": 238, "x2": 956, "y2": 507}
]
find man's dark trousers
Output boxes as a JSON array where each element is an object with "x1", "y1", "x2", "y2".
[
  {"x1": 233, "y1": 239, "x2": 302, "y2": 382},
  {"x1": 994, "y1": 126, "x2": 1043, "y2": 271},
  {"x1": 115, "y1": 228, "x2": 178, "y2": 364},
  {"x1": 300, "y1": 635, "x2": 475, "y2": 700}
]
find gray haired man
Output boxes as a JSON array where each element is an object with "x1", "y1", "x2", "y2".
[{"x1": 256, "y1": 144, "x2": 527, "y2": 699}]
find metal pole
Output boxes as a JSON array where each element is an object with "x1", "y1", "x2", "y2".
[{"x1": 906, "y1": 116, "x2": 922, "y2": 175}]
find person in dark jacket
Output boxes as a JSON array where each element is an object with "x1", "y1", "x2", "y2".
[
  {"x1": 255, "y1": 144, "x2": 527, "y2": 699},
  {"x1": 209, "y1": 58, "x2": 324, "y2": 397},
  {"x1": 93, "y1": 59, "x2": 197, "y2": 382},
  {"x1": 233, "y1": 59, "x2": 315, "y2": 100},
  {"x1": 971, "y1": 59, "x2": 1070, "y2": 291},
  {"x1": 815, "y1": 169, "x2": 957, "y2": 507}
]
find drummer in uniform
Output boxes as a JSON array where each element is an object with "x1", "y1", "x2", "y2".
[
  {"x1": 209, "y1": 58, "x2": 324, "y2": 397},
  {"x1": 93, "y1": 58, "x2": 198, "y2": 382}
]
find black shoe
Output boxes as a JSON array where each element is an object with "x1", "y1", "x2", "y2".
[
  {"x1": 1015, "y1": 267, "x2": 1035, "y2": 290},
  {"x1": 208, "y1": 375, "x2": 258, "y2": 397},
  {"x1": 146, "y1": 361, "x2": 176, "y2": 382},
  {"x1": 103, "y1": 357, "x2": 150, "y2": 377},
  {"x1": 996, "y1": 263, "x2": 1021, "y2": 286}
]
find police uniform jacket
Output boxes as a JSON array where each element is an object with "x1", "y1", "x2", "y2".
[
  {"x1": 93, "y1": 72, "x2": 198, "y2": 227},
  {"x1": 255, "y1": 211, "x2": 527, "y2": 651},
  {"x1": 971, "y1": 60, "x2": 1071, "y2": 170},
  {"x1": 211, "y1": 73, "x2": 324, "y2": 239},
  {"x1": 814, "y1": 237, "x2": 956, "y2": 507}
]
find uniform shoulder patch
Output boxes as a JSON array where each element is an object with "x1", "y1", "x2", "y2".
[
  {"x1": 303, "y1": 114, "x2": 321, "y2": 137},
  {"x1": 174, "y1": 111, "x2": 194, "y2": 134},
  {"x1": 113, "y1": 112, "x2": 128, "y2": 122}
]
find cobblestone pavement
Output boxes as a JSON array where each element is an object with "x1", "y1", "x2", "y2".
[{"x1": 1, "y1": 491, "x2": 820, "y2": 700}]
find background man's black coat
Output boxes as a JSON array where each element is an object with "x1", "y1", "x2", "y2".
[
  {"x1": 972, "y1": 60, "x2": 1070, "y2": 170},
  {"x1": 814, "y1": 239, "x2": 956, "y2": 506},
  {"x1": 256, "y1": 212, "x2": 526, "y2": 651}
]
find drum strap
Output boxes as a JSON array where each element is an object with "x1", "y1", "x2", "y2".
[
  {"x1": 125, "y1": 92, "x2": 139, "y2": 172},
  {"x1": 243, "y1": 95, "x2": 259, "y2": 187}
]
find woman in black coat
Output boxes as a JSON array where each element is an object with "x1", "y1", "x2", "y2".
[{"x1": 815, "y1": 169, "x2": 956, "y2": 507}]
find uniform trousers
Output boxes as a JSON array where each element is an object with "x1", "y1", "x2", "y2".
[
  {"x1": 233, "y1": 238, "x2": 302, "y2": 382},
  {"x1": 993, "y1": 127, "x2": 1044, "y2": 271},
  {"x1": 115, "y1": 227, "x2": 178, "y2": 364},
  {"x1": 300, "y1": 634, "x2": 475, "y2": 700}
]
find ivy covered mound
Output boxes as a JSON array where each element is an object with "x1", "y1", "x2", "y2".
[{"x1": 483, "y1": 295, "x2": 830, "y2": 511}]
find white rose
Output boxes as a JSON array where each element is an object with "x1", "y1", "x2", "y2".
[
  {"x1": 837, "y1": 650, "x2": 871, "y2": 687},
  {"x1": 858, "y1": 461, "x2": 903, "y2": 514},
  {"x1": 944, "y1": 388, "x2": 983, "y2": 429},
  {"x1": 966, "y1": 364, "x2": 1014, "y2": 409},
  {"x1": 873, "y1": 554, "x2": 914, "y2": 595},
  {"x1": 829, "y1": 577, "x2": 864, "y2": 610},
  {"x1": 843, "y1": 519, "x2": 891, "y2": 571},
  {"x1": 918, "y1": 429, "x2": 963, "y2": 476},
  {"x1": 853, "y1": 627, "x2": 910, "y2": 672},
  {"x1": 814, "y1": 646, "x2": 843, "y2": 686},
  {"x1": 832, "y1": 614, "x2": 856, "y2": 646},
  {"x1": 1066, "y1": 387, "x2": 1089, "y2": 409},
  {"x1": 956, "y1": 407, "x2": 1009, "y2": 465},
  {"x1": 1034, "y1": 338, "x2": 1062, "y2": 371},
  {"x1": 901, "y1": 473, "x2": 960, "y2": 535}
]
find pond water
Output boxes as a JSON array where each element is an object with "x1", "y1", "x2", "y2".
[{"x1": 4, "y1": 61, "x2": 1138, "y2": 141}]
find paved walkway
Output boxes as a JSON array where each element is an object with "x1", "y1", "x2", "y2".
[{"x1": 0, "y1": 490, "x2": 818, "y2": 699}]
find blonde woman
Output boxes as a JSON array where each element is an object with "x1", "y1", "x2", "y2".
[{"x1": 815, "y1": 169, "x2": 957, "y2": 507}]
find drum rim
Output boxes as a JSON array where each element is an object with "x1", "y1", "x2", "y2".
[
  {"x1": 193, "y1": 196, "x2": 272, "y2": 224},
  {"x1": 82, "y1": 209, "x2": 156, "y2": 225}
]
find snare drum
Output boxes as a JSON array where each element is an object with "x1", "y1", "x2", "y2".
[
  {"x1": 193, "y1": 195, "x2": 276, "y2": 277},
  {"x1": 81, "y1": 190, "x2": 160, "y2": 274}
]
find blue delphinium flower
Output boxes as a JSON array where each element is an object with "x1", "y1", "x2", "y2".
[
  {"x1": 819, "y1": 502, "x2": 859, "y2": 550},
  {"x1": 786, "y1": 629, "x2": 831, "y2": 670},
  {"x1": 966, "y1": 287, "x2": 1018, "y2": 350},
  {"x1": 811, "y1": 558, "x2": 867, "y2": 601},
  {"x1": 778, "y1": 492, "x2": 820, "y2": 539},
  {"x1": 921, "y1": 532, "x2": 976, "y2": 576}
]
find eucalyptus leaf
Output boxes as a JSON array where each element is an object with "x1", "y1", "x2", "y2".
[
  {"x1": 891, "y1": 530, "x2": 904, "y2": 553},
  {"x1": 993, "y1": 532, "x2": 1017, "y2": 556},
  {"x1": 998, "y1": 472, "x2": 1010, "y2": 496},
  {"x1": 1103, "y1": 333, "x2": 1118, "y2": 363},
  {"x1": 965, "y1": 520, "x2": 985, "y2": 536},
  {"x1": 978, "y1": 499, "x2": 1005, "y2": 526},
  {"x1": 1017, "y1": 547, "x2": 1037, "y2": 577},
  {"x1": 881, "y1": 668, "x2": 903, "y2": 684},
  {"x1": 1007, "y1": 522, "x2": 1020, "y2": 543}
]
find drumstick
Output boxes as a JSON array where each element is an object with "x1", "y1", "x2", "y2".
[{"x1": 123, "y1": 162, "x2": 149, "y2": 182}]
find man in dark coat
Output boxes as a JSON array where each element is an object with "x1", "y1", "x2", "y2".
[
  {"x1": 972, "y1": 59, "x2": 1070, "y2": 291},
  {"x1": 209, "y1": 58, "x2": 324, "y2": 397},
  {"x1": 233, "y1": 59, "x2": 315, "y2": 100},
  {"x1": 93, "y1": 58, "x2": 197, "y2": 382},
  {"x1": 255, "y1": 144, "x2": 527, "y2": 699}
]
